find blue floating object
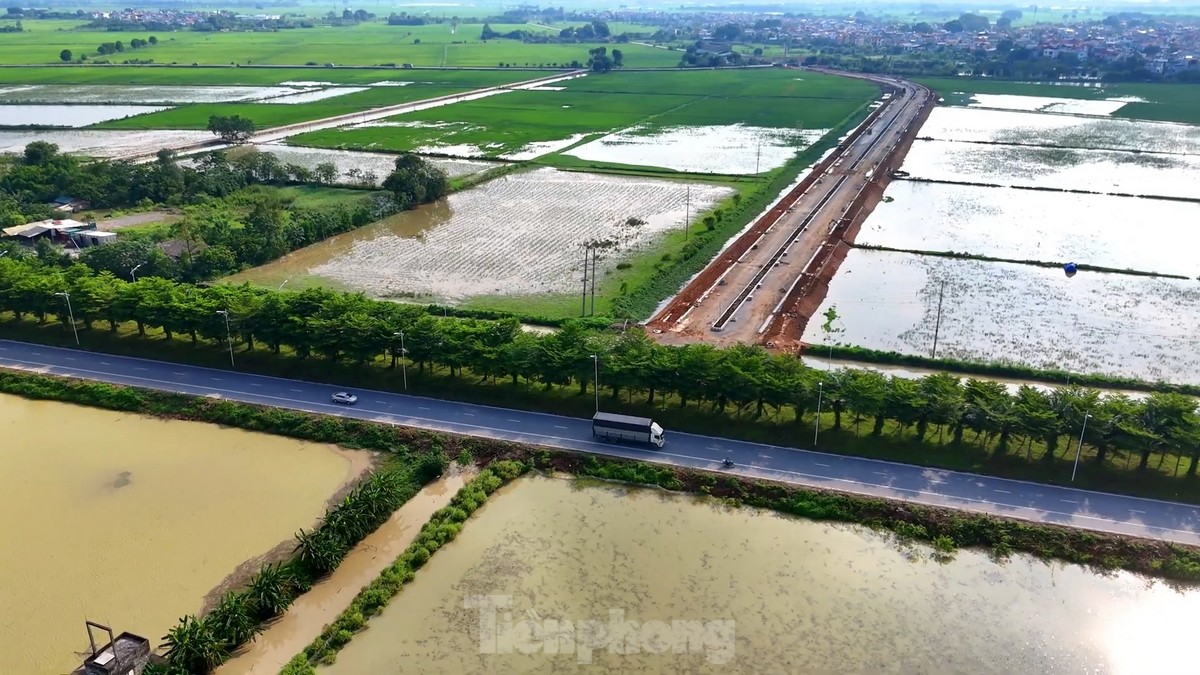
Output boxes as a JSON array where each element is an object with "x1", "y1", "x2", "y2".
[{"x1": 1064, "y1": 262, "x2": 1078, "y2": 275}]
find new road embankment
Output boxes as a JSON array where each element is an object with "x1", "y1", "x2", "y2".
[{"x1": 2, "y1": 338, "x2": 1199, "y2": 546}]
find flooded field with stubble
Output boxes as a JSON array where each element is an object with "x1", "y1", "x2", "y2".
[
  {"x1": 251, "y1": 144, "x2": 497, "y2": 184},
  {"x1": 859, "y1": 181, "x2": 1200, "y2": 276},
  {"x1": 322, "y1": 475, "x2": 1199, "y2": 674},
  {"x1": 900, "y1": 139, "x2": 1200, "y2": 198},
  {"x1": 0, "y1": 129, "x2": 211, "y2": 157},
  {"x1": 225, "y1": 167, "x2": 733, "y2": 302},
  {"x1": 563, "y1": 124, "x2": 830, "y2": 174},
  {"x1": 803, "y1": 248, "x2": 1200, "y2": 385},
  {"x1": 919, "y1": 106, "x2": 1200, "y2": 155},
  {"x1": 0, "y1": 394, "x2": 371, "y2": 675}
]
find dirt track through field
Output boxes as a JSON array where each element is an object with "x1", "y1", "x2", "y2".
[{"x1": 647, "y1": 69, "x2": 936, "y2": 353}]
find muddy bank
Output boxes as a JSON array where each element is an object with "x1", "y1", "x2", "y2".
[{"x1": 200, "y1": 447, "x2": 377, "y2": 614}]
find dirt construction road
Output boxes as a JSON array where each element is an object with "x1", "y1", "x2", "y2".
[{"x1": 648, "y1": 70, "x2": 935, "y2": 350}]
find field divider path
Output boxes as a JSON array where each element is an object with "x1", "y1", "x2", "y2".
[{"x1": 125, "y1": 70, "x2": 589, "y2": 163}]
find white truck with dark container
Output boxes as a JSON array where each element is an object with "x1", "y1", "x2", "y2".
[{"x1": 591, "y1": 412, "x2": 666, "y2": 449}]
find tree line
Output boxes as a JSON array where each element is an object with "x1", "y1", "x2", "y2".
[
  {"x1": 2, "y1": 253, "x2": 1199, "y2": 479},
  {"x1": 1, "y1": 142, "x2": 449, "y2": 282}
]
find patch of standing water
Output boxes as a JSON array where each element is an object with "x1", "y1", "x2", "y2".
[
  {"x1": 321, "y1": 475, "x2": 1200, "y2": 674},
  {"x1": 804, "y1": 248, "x2": 1200, "y2": 385},
  {"x1": 919, "y1": 107, "x2": 1200, "y2": 156},
  {"x1": 857, "y1": 181, "x2": 1200, "y2": 277},
  {"x1": 257, "y1": 87, "x2": 369, "y2": 104},
  {"x1": 231, "y1": 144, "x2": 497, "y2": 184},
  {"x1": 0, "y1": 129, "x2": 212, "y2": 157},
  {"x1": 0, "y1": 85, "x2": 309, "y2": 104},
  {"x1": 0, "y1": 104, "x2": 170, "y2": 127},
  {"x1": 966, "y1": 93, "x2": 1136, "y2": 116},
  {"x1": 0, "y1": 394, "x2": 367, "y2": 675},
  {"x1": 223, "y1": 167, "x2": 733, "y2": 302},
  {"x1": 900, "y1": 139, "x2": 1200, "y2": 199},
  {"x1": 564, "y1": 124, "x2": 830, "y2": 174}
]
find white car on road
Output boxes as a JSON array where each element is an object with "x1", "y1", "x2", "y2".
[{"x1": 331, "y1": 392, "x2": 358, "y2": 405}]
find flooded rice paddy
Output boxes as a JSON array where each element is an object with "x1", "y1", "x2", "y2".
[
  {"x1": 900, "y1": 139, "x2": 1200, "y2": 198},
  {"x1": 803, "y1": 249, "x2": 1200, "y2": 385},
  {"x1": 563, "y1": 124, "x2": 829, "y2": 174},
  {"x1": 966, "y1": 93, "x2": 1142, "y2": 116},
  {"x1": 0, "y1": 394, "x2": 369, "y2": 675},
  {"x1": 858, "y1": 181, "x2": 1200, "y2": 276},
  {"x1": 261, "y1": 87, "x2": 369, "y2": 104},
  {"x1": 233, "y1": 144, "x2": 496, "y2": 185},
  {"x1": 225, "y1": 168, "x2": 733, "y2": 302},
  {"x1": 1, "y1": 104, "x2": 169, "y2": 127},
  {"x1": 920, "y1": 107, "x2": 1200, "y2": 155},
  {"x1": 0, "y1": 84, "x2": 312, "y2": 104},
  {"x1": 323, "y1": 475, "x2": 1199, "y2": 674},
  {"x1": 0, "y1": 129, "x2": 211, "y2": 157}
]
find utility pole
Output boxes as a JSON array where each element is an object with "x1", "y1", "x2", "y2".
[
  {"x1": 590, "y1": 354, "x2": 600, "y2": 414},
  {"x1": 580, "y1": 243, "x2": 589, "y2": 318},
  {"x1": 216, "y1": 310, "x2": 234, "y2": 368},
  {"x1": 55, "y1": 292, "x2": 79, "y2": 346},
  {"x1": 394, "y1": 331, "x2": 408, "y2": 390},
  {"x1": 755, "y1": 140, "x2": 761, "y2": 179},
  {"x1": 684, "y1": 184, "x2": 691, "y2": 241},
  {"x1": 931, "y1": 280, "x2": 945, "y2": 359},
  {"x1": 589, "y1": 246, "x2": 598, "y2": 316}
]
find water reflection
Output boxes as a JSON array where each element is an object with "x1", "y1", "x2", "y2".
[{"x1": 323, "y1": 475, "x2": 1199, "y2": 674}]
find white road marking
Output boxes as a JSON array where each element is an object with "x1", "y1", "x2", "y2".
[
  {"x1": 463, "y1": 412, "x2": 475, "y2": 416},
  {"x1": 507, "y1": 419, "x2": 522, "y2": 423},
  {"x1": 760, "y1": 454, "x2": 773, "y2": 459},
  {"x1": 1061, "y1": 499, "x2": 1079, "y2": 505},
  {"x1": 99, "y1": 361, "x2": 110, "y2": 365},
  {"x1": 250, "y1": 383, "x2": 262, "y2": 387},
  {"x1": 133, "y1": 367, "x2": 148, "y2": 371},
  {"x1": 814, "y1": 462, "x2": 830, "y2": 467},
  {"x1": 64, "y1": 357, "x2": 75, "y2": 361},
  {"x1": 555, "y1": 425, "x2": 568, "y2": 430},
  {"x1": 290, "y1": 389, "x2": 302, "y2": 392},
  {"x1": 173, "y1": 372, "x2": 186, "y2": 376},
  {"x1": 1130, "y1": 509, "x2": 1146, "y2": 514},
  {"x1": 210, "y1": 378, "x2": 222, "y2": 382},
  {"x1": 418, "y1": 406, "x2": 431, "y2": 410},
  {"x1": 994, "y1": 489, "x2": 1011, "y2": 495},
  {"x1": 873, "y1": 471, "x2": 888, "y2": 476}
]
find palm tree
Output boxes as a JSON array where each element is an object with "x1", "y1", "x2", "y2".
[
  {"x1": 162, "y1": 615, "x2": 229, "y2": 673},
  {"x1": 246, "y1": 563, "x2": 294, "y2": 620},
  {"x1": 206, "y1": 592, "x2": 263, "y2": 650}
]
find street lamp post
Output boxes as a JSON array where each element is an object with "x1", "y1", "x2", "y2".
[
  {"x1": 55, "y1": 292, "x2": 79, "y2": 346},
  {"x1": 814, "y1": 381, "x2": 824, "y2": 445},
  {"x1": 590, "y1": 354, "x2": 599, "y2": 414},
  {"x1": 215, "y1": 310, "x2": 235, "y2": 367},
  {"x1": 394, "y1": 331, "x2": 408, "y2": 390},
  {"x1": 278, "y1": 278, "x2": 291, "y2": 291},
  {"x1": 1071, "y1": 413, "x2": 1091, "y2": 482},
  {"x1": 130, "y1": 263, "x2": 144, "y2": 282}
]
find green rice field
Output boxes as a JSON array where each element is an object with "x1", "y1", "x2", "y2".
[
  {"x1": 0, "y1": 21, "x2": 682, "y2": 67},
  {"x1": 91, "y1": 84, "x2": 493, "y2": 130},
  {"x1": 0, "y1": 64, "x2": 545, "y2": 86},
  {"x1": 288, "y1": 69, "x2": 877, "y2": 156}
]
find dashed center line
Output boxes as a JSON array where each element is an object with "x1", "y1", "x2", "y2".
[
  {"x1": 173, "y1": 372, "x2": 185, "y2": 376},
  {"x1": 507, "y1": 419, "x2": 522, "y2": 423},
  {"x1": 814, "y1": 462, "x2": 830, "y2": 467},
  {"x1": 554, "y1": 425, "x2": 568, "y2": 430},
  {"x1": 994, "y1": 489, "x2": 1011, "y2": 494},
  {"x1": 99, "y1": 361, "x2": 110, "y2": 365},
  {"x1": 210, "y1": 378, "x2": 222, "y2": 382},
  {"x1": 290, "y1": 389, "x2": 302, "y2": 392},
  {"x1": 64, "y1": 357, "x2": 75, "y2": 361},
  {"x1": 250, "y1": 383, "x2": 262, "y2": 387},
  {"x1": 418, "y1": 406, "x2": 431, "y2": 411},
  {"x1": 1130, "y1": 509, "x2": 1146, "y2": 514},
  {"x1": 133, "y1": 367, "x2": 147, "y2": 371},
  {"x1": 1061, "y1": 499, "x2": 1079, "y2": 505}
]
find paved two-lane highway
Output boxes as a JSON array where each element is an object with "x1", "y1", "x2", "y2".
[{"x1": 1, "y1": 339, "x2": 1198, "y2": 545}]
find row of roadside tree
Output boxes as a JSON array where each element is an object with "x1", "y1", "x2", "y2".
[{"x1": 3, "y1": 253, "x2": 1200, "y2": 484}]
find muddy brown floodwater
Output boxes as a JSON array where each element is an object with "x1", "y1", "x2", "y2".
[
  {"x1": 216, "y1": 466, "x2": 478, "y2": 675},
  {"x1": 0, "y1": 394, "x2": 370, "y2": 675},
  {"x1": 323, "y1": 475, "x2": 1199, "y2": 674}
]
